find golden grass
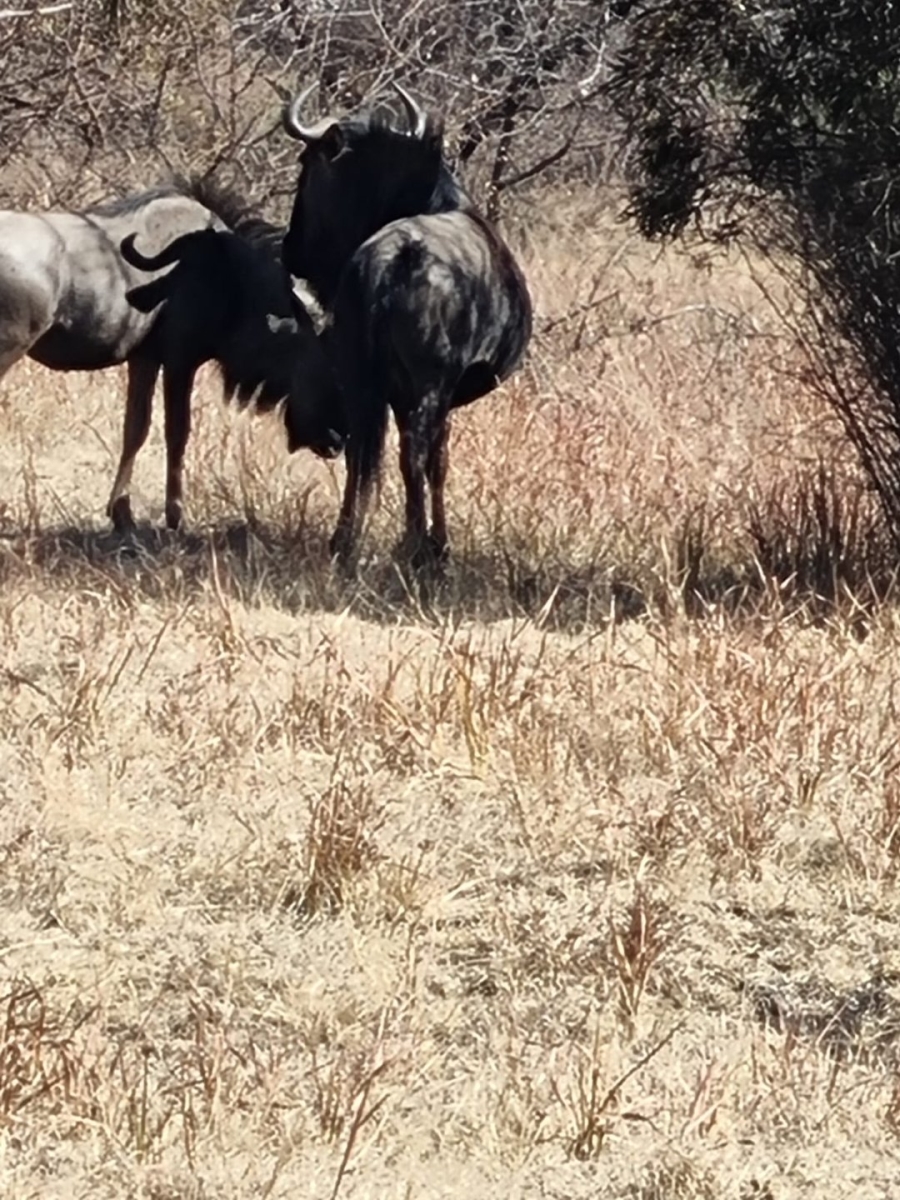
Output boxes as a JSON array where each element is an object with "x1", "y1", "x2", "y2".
[{"x1": 0, "y1": 191, "x2": 899, "y2": 1197}]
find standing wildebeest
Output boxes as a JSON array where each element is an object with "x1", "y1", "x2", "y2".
[
  {"x1": 280, "y1": 83, "x2": 533, "y2": 567},
  {"x1": 0, "y1": 179, "x2": 342, "y2": 533}
]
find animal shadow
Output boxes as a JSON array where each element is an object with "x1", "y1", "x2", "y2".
[{"x1": 0, "y1": 517, "x2": 658, "y2": 631}]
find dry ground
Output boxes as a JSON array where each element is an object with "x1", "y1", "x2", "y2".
[{"x1": 0, "y1": 191, "x2": 899, "y2": 1198}]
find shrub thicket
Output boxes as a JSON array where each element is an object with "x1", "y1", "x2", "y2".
[{"x1": 605, "y1": 1, "x2": 900, "y2": 540}]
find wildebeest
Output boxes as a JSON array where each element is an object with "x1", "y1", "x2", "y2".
[
  {"x1": 281, "y1": 83, "x2": 533, "y2": 567},
  {"x1": 0, "y1": 178, "x2": 342, "y2": 533}
]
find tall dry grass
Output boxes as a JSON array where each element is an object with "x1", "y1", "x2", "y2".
[{"x1": 0, "y1": 191, "x2": 898, "y2": 1198}]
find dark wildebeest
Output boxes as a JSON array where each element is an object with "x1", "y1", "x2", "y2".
[
  {"x1": 280, "y1": 83, "x2": 533, "y2": 567},
  {"x1": 0, "y1": 179, "x2": 342, "y2": 533}
]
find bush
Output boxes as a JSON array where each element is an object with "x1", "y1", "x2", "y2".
[{"x1": 604, "y1": 0, "x2": 900, "y2": 542}]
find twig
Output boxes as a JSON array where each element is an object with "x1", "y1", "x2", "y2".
[
  {"x1": 597, "y1": 1019, "x2": 686, "y2": 1115},
  {"x1": 537, "y1": 299, "x2": 777, "y2": 342},
  {"x1": 0, "y1": 1, "x2": 72, "y2": 15},
  {"x1": 329, "y1": 1059, "x2": 391, "y2": 1200},
  {"x1": 496, "y1": 108, "x2": 586, "y2": 194},
  {"x1": 536, "y1": 290, "x2": 618, "y2": 336}
]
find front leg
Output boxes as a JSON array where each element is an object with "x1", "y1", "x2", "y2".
[
  {"x1": 396, "y1": 409, "x2": 429, "y2": 563},
  {"x1": 162, "y1": 365, "x2": 196, "y2": 531},
  {"x1": 107, "y1": 358, "x2": 159, "y2": 531},
  {"x1": 330, "y1": 444, "x2": 372, "y2": 572}
]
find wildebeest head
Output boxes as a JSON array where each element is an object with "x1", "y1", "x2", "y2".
[
  {"x1": 281, "y1": 82, "x2": 458, "y2": 303},
  {"x1": 265, "y1": 296, "x2": 345, "y2": 460},
  {"x1": 284, "y1": 290, "x2": 346, "y2": 459}
]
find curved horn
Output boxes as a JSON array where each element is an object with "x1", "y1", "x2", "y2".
[
  {"x1": 120, "y1": 232, "x2": 182, "y2": 272},
  {"x1": 393, "y1": 81, "x2": 429, "y2": 139},
  {"x1": 283, "y1": 83, "x2": 340, "y2": 144}
]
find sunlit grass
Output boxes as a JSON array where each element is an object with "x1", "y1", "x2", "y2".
[{"x1": 0, "y1": 192, "x2": 898, "y2": 1198}]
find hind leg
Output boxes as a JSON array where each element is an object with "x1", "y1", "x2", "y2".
[
  {"x1": 162, "y1": 364, "x2": 195, "y2": 531},
  {"x1": 425, "y1": 414, "x2": 451, "y2": 560},
  {"x1": 107, "y1": 358, "x2": 160, "y2": 532},
  {"x1": 395, "y1": 401, "x2": 451, "y2": 568},
  {"x1": 396, "y1": 408, "x2": 429, "y2": 558}
]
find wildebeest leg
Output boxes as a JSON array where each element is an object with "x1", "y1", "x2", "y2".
[
  {"x1": 163, "y1": 365, "x2": 195, "y2": 531},
  {"x1": 107, "y1": 358, "x2": 160, "y2": 532},
  {"x1": 425, "y1": 414, "x2": 451, "y2": 559},
  {"x1": 329, "y1": 449, "x2": 369, "y2": 568},
  {"x1": 328, "y1": 367, "x2": 390, "y2": 568},
  {"x1": 0, "y1": 344, "x2": 26, "y2": 407},
  {"x1": 396, "y1": 409, "x2": 428, "y2": 559}
]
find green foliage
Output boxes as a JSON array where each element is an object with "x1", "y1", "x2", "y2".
[{"x1": 606, "y1": 0, "x2": 900, "y2": 539}]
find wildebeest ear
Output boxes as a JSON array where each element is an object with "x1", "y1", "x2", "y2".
[
  {"x1": 425, "y1": 112, "x2": 445, "y2": 153},
  {"x1": 267, "y1": 313, "x2": 299, "y2": 336}
]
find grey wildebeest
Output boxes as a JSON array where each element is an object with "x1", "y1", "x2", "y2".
[
  {"x1": 280, "y1": 83, "x2": 533, "y2": 567},
  {"x1": 0, "y1": 178, "x2": 342, "y2": 533}
]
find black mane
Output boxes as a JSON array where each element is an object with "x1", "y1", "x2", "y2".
[
  {"x1": 84, "y1": 184, "x2": 185, "y2": 218},
  {"x1": 178, "y1": 175, "x2": 284, "y2": 252}
]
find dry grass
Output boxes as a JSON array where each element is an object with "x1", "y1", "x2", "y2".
[{"x1": 0, "y1": 190, "x2": 899, "y2": 1197}]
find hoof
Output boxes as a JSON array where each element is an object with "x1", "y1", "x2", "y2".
[
  {"x1": 403, "y1": 530, "x2": 449, "y2": 573},
  {"x1": 426, "y1": 528, "x2": 450, "y2": 564},
  {"x1": 165, "y1": 503, "x2": 183, "y2": 532},
  {"x1": 328, "y1": 527, "x2": 356, "y2": 572},
  {"x1": 109, "y1": 496, "x2": 136, "y2": 533}
]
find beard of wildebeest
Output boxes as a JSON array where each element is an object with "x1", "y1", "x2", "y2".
[{"x1": 282, "y1": 109, "x2": 451, "y2": 306}]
